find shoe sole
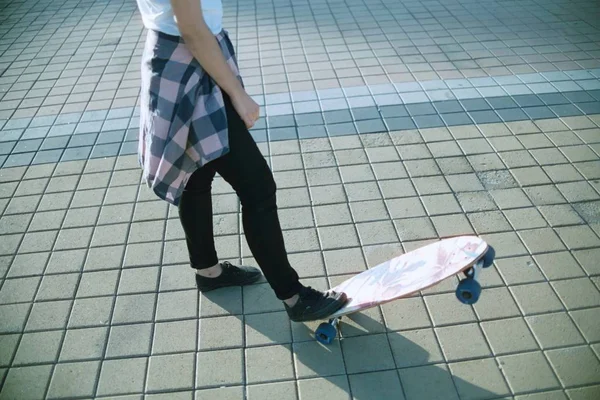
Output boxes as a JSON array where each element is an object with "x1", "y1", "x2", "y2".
[
  {"x1": 197, "y1": 273, "x2": 262, "y2": 292},
  {"x1": 289, "y1": 292, "x2": 348, "y2": 322}
]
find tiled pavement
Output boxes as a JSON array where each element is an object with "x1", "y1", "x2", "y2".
[{"x1": 1, "y1": 0, "x2": 600, "y2": 399}]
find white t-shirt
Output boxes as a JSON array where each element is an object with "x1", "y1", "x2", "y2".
[{"x1": 136, "y1": 0, "x2": 223, "y2": 36}]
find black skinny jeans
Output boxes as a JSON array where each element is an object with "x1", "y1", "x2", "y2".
[{"x1": 177, "y1": 93, "x2": 302, "y2": 301}]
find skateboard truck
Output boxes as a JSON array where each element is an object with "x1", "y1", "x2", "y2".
[
  {"x1": 316, "y1": 317, "x2": 340, "y2": 345},
  {"x1": 455, "y1": 245, "x2": 495, "y2": 305}
]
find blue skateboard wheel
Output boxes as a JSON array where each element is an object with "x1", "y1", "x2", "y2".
[
  {"x1": 315, "y1": 322, "x2": 337, "y2": 344},
  {"x1": 456, "y1": 278, "x2": 481, "y2": 305}
]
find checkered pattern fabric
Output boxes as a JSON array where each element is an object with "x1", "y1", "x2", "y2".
[{"x1": 138, "y1": 29, "x2": 243, "y2": 205}]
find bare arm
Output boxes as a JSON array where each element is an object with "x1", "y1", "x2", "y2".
[{"x1": 171, "y1": 0, "x2": 259, "y2": 127}]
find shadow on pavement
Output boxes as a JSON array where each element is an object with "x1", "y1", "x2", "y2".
[{"x1": 202, "y1": 284, "x2": 502, "y2": 400}]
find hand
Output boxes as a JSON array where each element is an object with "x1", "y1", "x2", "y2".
[{"x1": 230, "y1": 89, "x2": 260, "y2": 129}]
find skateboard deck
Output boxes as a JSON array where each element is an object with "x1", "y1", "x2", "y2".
[
  {"x1": 330, "y1": 236, "x2": 489, "y2": 318},
  {"x1": 315, "y1": 236, "x2": 493, "y2": 343}
]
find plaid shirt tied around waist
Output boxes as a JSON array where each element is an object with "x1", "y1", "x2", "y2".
[{"x1": 138, "y1": 29, "x2": 243, "y2": 205}]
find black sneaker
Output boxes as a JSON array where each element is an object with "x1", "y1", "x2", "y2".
[
  {"x1": 195, "y1": 261, "x2": 262, "y2": 292},
  {"x1": 284, "y1": 286, "x2": 348, "y2": 322}
]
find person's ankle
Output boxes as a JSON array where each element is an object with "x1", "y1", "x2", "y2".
[
  {"x1": 195, "y1": 263, "x2": 223, "y2": 278},
  {"x1": 283, "y1": 293, "x2": 300, "y2": 307}
]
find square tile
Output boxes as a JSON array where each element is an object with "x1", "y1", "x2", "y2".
[
  {"x1": 435, "y1": 323, "x2": 491, "y2": 361},
  {"x1": 456, "y1": 192, "x2": 497, "y2": 213},
  {"x1": 371, "y1": 161, "x2": 408, "y2": 180},
  {"x1": 97, "y1": 357, "x2": 148, "y2": 396},
  {"x1": 468, "y1": 211, "x2": 512, "y2": 234},
  {"x1": 344, "y1": 181, "x2": 381, "y2": 202},
  {"x1": 556, "y1": 225, "x2": 600, "y2": 249},
  {"x1": 196, "y1": 386, "x2": 243, "y2": 399},
  {"x1": 431, "y1": 214, "x2": 474, "y2": 237},
  {"x1": 323, "y1": 248, "x2": 367, "y2": 276},
  {"x1": 349, "y1": 370, "x2": 405, "y2": 400},
  {"x1": 200, "y1": 287, "x2": 242, "y2": 317},
  {"x1": 317, "y1": 224, "x2": 359, "y2": 250},
  {"x1": 398, "y1": 364, "x2": 459, "y2": 400},
  {"x1": 412, "y1": 176, "x2": 451, "y2": 195},
  {"x1": 518, "y1": 228, "x2": 565, "y2": 253},
  {"x1": 393, "y1": 217, "x2": 437, "y2": 241},
  {"x1": 59, "y1": 327, "x2": 108, "y2": 361},
  {"x1": 112, "y1": 293, "x2": 156, "y2": 324},
  {"x1": 356, "y1": 221, "x2": 398, "y2": 245},
  {"x1": 386, "y1": 197, "x2": 426, "y2": 219},
  {"x1": 0, "y1": 303, "x2": 31, "y2": 333},
  {"x1": 84, "y1": 245, "x2": 124, "y2": 271},
  {"x1": 91, "y1": 223, "x2": 128, "y2": 247},
  {"x1": 18, "y1": 230, "x2": 57, "y2": 253},
  {"x1": 246, "y1": 344, "x2": 294, "y2": 384},
  {"x1": 13, "y1": 330, "x2": 62, "y2": 365},
  {"x1": 404, "y1": 159, "x2": 440, "y2": 177},
  {"x1": 449, "y1": 358, "x2": 510, "y2": 399},
  {"x1": 336, "y1": 306, "x2": 386, "y2": 338},
  {"x1": 495, "y1": 256, "x2": 544, "y2": 285},
  {"x1": 124, "y1": 242, "x2": 163, "y2": 267},
  {"x1": 424, "y1": 293, "x2": 477, "y2": 326},
  {"x1": 388, "y1": 328, "x2": 443, "y2": 368},
  {"x1": 118, "y1": 266, "x2": 159, "y2": 294},
  {"x1": 546, "y1": 346, "x2": 600, "y2": 387},
  {"x1": 510, "y1": 283, "x2": 564, "y2": 315},
  {"x1": 36, "y1": 273, "x2": 79, "y2": 301},
  {"x1": 551, "y1": 278, "x2": 600, "y2": 309},
  {"x1": 146, "y1": 352, "x2": 194, "y2": 391},
  {"x1": 557, "y1": 181, "x2": 599, "y2": 202},
  {"x1": 106, "y1": 323, "x2": 152, "y2": 358},
  {"x1": 198, "y1": 316, "x2": 242, "y2": 350},
  {"x1": 293, "y1": 341, "x2": 345, "y2": 378},
  {"x1": 472, "y1": 287, "x2": 520, "y2": 320},
  {"x1": 381, "y1": 296, "x2": 431, "y2": 331},
  {"x1": 297, "y1": 376, "x2": 350, "y2": 400},
  {"x1": 77, "y1": 270, "x2": 119, "y2": 297},
  {"x1": 341, "y1": 333, "x2": 395, "y2": 374},
  {"x1": 155, "y1": 289, "x2": 197, "y2": 321},
  {"x1": 421, "y1": 194, "x2": 462, "y2": 215},
  {"x1": 152, "y1": 319, "x2": 197, "y2": 354},
  {"x1": 503, "y1": 208, "x2": 547, "y2": 230},
  {"x1": 6, "y1": 252, "x2": 49, "y2": 278},
  {"x1": 523, "y1": 185, "x2": 566, "y2": 206},
  {"x1": 0, "y1": 365, "x2": 53, "y2": 400},
  {"x1": 565, "y1": 386, "x2": 600, "y2": 400},
  {"x1": 481, "y1": 317, "x2": 538, "y2": 355},
  {"x1": 498, "y1": 352, "x2": 560, "y2": 394},
  {"x1": 69, "y1": 296, "x2": 114, "y2": 328},
  {"x1": 570, "y1": 308, "x2": 600, "y2": 342},
  {"x1": 0, "y1": 276, "x2": 40, "y2": 304},
  {"x1": 47, "y1": 360, "x2": 100, "y2": 398},
  {"x1": 526, "y1": 312, "x2": 585, "y2": 349},
  {"x1": 245, "y1": 311, "x2": 291, "y2": 347},
  {"x1": 243, "y1": 283, "x2": 285, "y2": 314},
  {"x1": 0, "y1": 334, "x2": 19, "y2": 367},
  {"x1": 25, "y1": 300, "x2": 71, "y2": 331},
  {"x1": 533, "y1": 252, "x2": 585, "y2": 280},
  {"x1": 247, "y1": 381, "x2": 297, "y2": 400},
  {"x1": 349, "y1": 200, "x2": 389, "y2": 222},
  {"x1": 446, "y1": 173, "x2": 485, "y2": 192}
]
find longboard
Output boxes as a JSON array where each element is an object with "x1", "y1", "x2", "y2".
[{"x1": 315, "y1": 236, "x2": 494, "y2": 344}]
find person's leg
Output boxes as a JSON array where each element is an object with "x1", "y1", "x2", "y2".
[
  {"x1": 207, "y1": 96, "x2": 302, "y2": 301},
  {"x1": 204, "y1": 93, "x2": 348, "y2": 321},
  {"x1": 178, "y1": 149, "x2": 263, "y2": 288},
  {"x1": 177, "y1": 164, "x2": 220, "y2": 271},
  {"x1": 180, "y1": 91, "x2": 347, "y2": 320}
]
